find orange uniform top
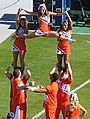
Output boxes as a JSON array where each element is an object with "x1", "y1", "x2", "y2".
[
  {"x1": 11, "y1": 78, "x2": 26, "y2": 113},
  {"x1": 43, "y1": 82, "x2": 58, "y2": 110},
  {"x1": 57, "y1": 78, "x2": 73, "y2": 105},
  {"x1": 10, "y1": 78, "x2": 26, "y2": 113},
  {"x1": 13, "y1": 27, "x2": 28, "y2": 53},
  {"x1": 9, "y1": 75, "x2": 27, "y2": 99},
  {"x1": 38, "y1": 15, "x2": 50, "y2": 32},
  {"x1": 14, "y1": 37, "x2": 26, "y2": 52},
  {"x1": 10, "y1": 75, "x2": 27, "y2": 112},
  {"x1": 68, "y1": 105, "x2": 80, "y2": 119},
  {"x1": 12, "y1": 78, "x2": 26, "y2": 104},
  {"x1": 58, "y1": 30, "x2": 71, "y2": 55}
]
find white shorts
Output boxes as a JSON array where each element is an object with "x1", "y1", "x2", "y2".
[
  {"x1": 56, "y1": 48, "x2": 66, "y2": 55},
  {"x1": 14, "y1": 106, "x2": 20, "y2": 119},
  {"x1": 35, "y1": 28, "x2": 49, "y2": 36},
  {"x1": 12, "y1": 44, "x2": 20, "y2": 52}
]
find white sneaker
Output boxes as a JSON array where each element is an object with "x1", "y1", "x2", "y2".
[{"x1": 68, "y1": 38, "x2": 76, "y2": 44}]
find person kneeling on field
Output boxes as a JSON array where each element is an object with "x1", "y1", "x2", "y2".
[{"x1": 66, "y1": 93, "x2": 87, "y2": 119}]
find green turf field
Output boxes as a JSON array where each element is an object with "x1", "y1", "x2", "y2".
[{"x1": 0, "y1": 34, "x2": 90, "y2": 119}]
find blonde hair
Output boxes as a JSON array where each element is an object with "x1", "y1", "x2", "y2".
[
  {"x1": 70, "y1": 93, "x2": 79, "y2": 109},
  {"x1": 38, "y1": 4, "x2": 49, "y2": 17}
]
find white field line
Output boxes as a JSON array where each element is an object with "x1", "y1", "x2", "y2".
[
  {"x1": 73, "y1": 33, "x2": 90, "y2": 35},
  {"x1": 71, "y1": 79, "x2": 90, "y2": 93},
  {"x1": 86, "y1": 41, "x2": 90, "y2": 44},
  {"x1": 31, "y1": 79, "x2": 90, "y2": 119},
  {"x1": 31, "y1": 109, "x2": 45, "y2": 119}
]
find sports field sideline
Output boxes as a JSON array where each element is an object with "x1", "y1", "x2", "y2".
[
  {"x1": 0, "y1": 31, "x2": 90, "y2": 118},
  {"x1": 0, "y1": 0, "x2": 90, "y2": 118},
  {"x1": 0, "y1": 0, "x2": 90, "y2": 119}
]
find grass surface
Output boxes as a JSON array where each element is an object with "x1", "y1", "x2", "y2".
[{"x1": 0, "y1": 34, "x2": 90, "y2": 119}]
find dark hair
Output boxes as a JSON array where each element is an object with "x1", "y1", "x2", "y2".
[
  {"x1": 7, "y1": 112, "x2": 15, "y2": 119},
  {"x1": 13, "y1": 69, "x2": 20, "y2": 78},
  {"x1": 62, "y1": 20, "x2": 69, "y2": 24},
  {"x1": 52, "y1": 73, "x2": 59, "y2": 81},
  {"x1": 14, "y1": 66, "x2": 22, "y2": 71},
  {"x1": 57, "y1": 66, "x2": 66, "y2": 72},
  {"x1": 59, "y1": 20, "x2": 70, "y2": 31}
]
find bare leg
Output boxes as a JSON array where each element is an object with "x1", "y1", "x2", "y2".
[
  {"x1": 46, "y1": 31, "x2": 59, "y2": 38},
  {"x1": 62, "y1": 104, "x2": 69, "y2": 119},
  {"x1": 57, "y1": 54, "x2": 63, "y2": 72},
  {"x1": 64, "y1": 54, "x2": 69, "y2": 73},
  {"x1": 19, "y1": 52, "x2": 25, "y2": 73},
  {"x1": 12, "y1": 51, "x2": 19, "y2": 69},
  {"x1": 27, "y1": 31, "x2": 58, "y2": 39}
]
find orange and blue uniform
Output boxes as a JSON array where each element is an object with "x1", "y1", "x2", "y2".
[
  {"x1": 12, "y1": 27, "x2": 28, "y2": 54},
  {"x1": 55, "y1": 78, "x2": 73, "y2": 119},
  {"x1": 8, "y1": 75, "x2": 28, "y2": 112},
  {"x1": 11, "y1": 77, "x2": 26, "y2": 119},
  {"x1": 35, "y1": 15, "x2": 50, "y2": 36},
  {"x1": 8, "y1": 76, "x2": 27, "y2": 119},
  {"x1": 43, "y1": 82, "x2": 58, "y2": 119},
  {"x1": 57, "y1": 30, "x2": 71, "y2": 55}
]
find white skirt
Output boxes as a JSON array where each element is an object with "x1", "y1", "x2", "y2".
[
  {"x1": 35, "y1": 28, "x2": 49, "y2": 36},
  {"x1": 12, "y1": 44, "x2": 20, "y2": 52},
  {"x1": 56, "y1": 47, "x2": 66, "y2": 55}
]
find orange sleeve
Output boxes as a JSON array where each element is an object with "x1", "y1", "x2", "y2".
[
  {"x1": 46, "y1": 82, "x2": 58, "y2": 93},
  {"x1": 46, "y1": 84, "x2": 52, "y2": 93}
]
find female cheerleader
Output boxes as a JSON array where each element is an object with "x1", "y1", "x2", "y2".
[
  {"x1": 12, "y1": 8, "x2": 28, "y2": 73},
  {"x1": 66, "y1": 93, "x2": 87, "y2": 119},
  {"x1": 56, "y1": 11, "x2": 75, "y2": 78},
  {"x1": 18, "y1": 3, "x2": 65, "y2": 38}
]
